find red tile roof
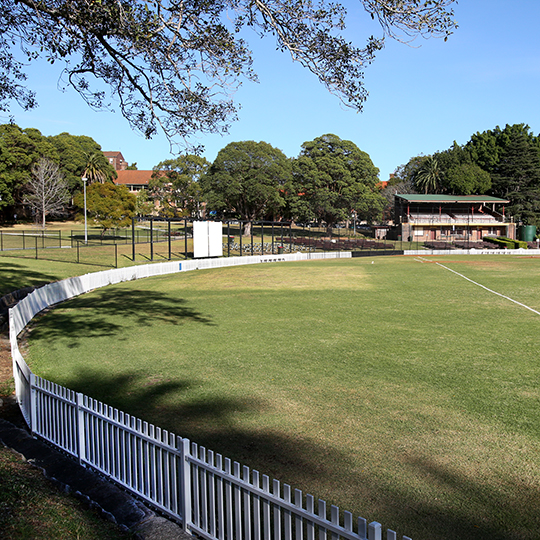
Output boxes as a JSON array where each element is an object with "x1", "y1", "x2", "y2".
[{"x1": 114, "y1": 170, "x2": 158, "y2": 186}]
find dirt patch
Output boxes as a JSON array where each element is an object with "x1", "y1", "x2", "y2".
[
  {"x1": 0, "y1": 331, "x2": 23, "y2": 425},
  {"x1": 0, "y1": 331, "x2": 12, "y2": 386}
]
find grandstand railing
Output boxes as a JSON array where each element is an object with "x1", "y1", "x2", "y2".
[
  {"x1": 406, "y1": 214, "x2": 500, "y2": 224},
  {"x1": 10, "y1": 253, "x2": 411, "y2": 540}
]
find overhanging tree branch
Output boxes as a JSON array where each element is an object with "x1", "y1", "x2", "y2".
[{"x1": 5, "y1": 0, "x2": 457, "y2": 148}]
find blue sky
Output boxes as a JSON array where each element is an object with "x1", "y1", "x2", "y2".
[{"x1": 6, "y1": 1, "x2": 540, "y2": 181}]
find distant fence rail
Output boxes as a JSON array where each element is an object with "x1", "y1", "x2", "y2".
[
  {"x1": 0, "y1": 229, "x2": 64, "y2": 251},
  {"x1": 10, "y1": 252, "x2": 411, "y2": 540},
  {"x1": 0, "y1": 221, "x2": 408, "y2": 262}
]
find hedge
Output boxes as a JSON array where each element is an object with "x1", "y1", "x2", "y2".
[{"x1": 483, "y1": 236, "x2": 528, "y2": 249}]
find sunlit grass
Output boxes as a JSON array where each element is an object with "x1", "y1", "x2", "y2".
[{"x1": 24, "y1": 255, "x2": 540, "y2": 540}]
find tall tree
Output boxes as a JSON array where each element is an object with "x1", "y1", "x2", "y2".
[
  {"x1": 48, "y1": 133, "x2": 116, "y2": 192},
  {"x1": 3, "y1": 1, "x2": 456, "y2": 146},
  {"x1": 443, "y1": 163, "x2": 491, "y2": 195},
  {"x1": 463, "y1": 124, "x2": 540, "y2": 223},
  {"x1": 381, "y1": 173, "x2": 417, "y2": 222},
  {"x1": 73, "y1": 183, "x2": 136, "y2": 232},
  {"x1": 0, "y1": 124, "x2": 58, "y2": 221},
  {"x1": 413, "y1": 155, "x2": 442, "y2": 194},
  {"x1": 392, "y1": 155, "x2": 425, "y2": 188},
  {"x1": 149, "y1": 155, "x2": 209, "y2": 218},
  {"x1": 466, "y1": 124, "x2": 540, "y2": 176},
  {"x1": 23, "y1": 158, "x2": 70, "y2": 228},
  {"x1": 202, "y1": 141, "x2": 292, "y2": 235},
  {"x1": 434, "y1": 142, "x2": 491, "y2": 195},
  {"x1": 490, "y1": 130, "x2": 540, "y2": 225},
  {"x1": 465, "y1": 130, "x2": 503, "y2": 173},
  {"x1": 83, "y1": 152, "x2": 113, "y2": 184},
  {"x1": 293, "y1": 134, "x2": 383, "y2": 233},
  {"x1": 135, "y1": 189, "x2": 155, "y2": 217}
]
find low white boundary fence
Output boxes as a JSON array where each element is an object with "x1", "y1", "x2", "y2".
[
  {"x1": 10, "y1": 251, "x2": 411, "y2": 540},
  {"x1": 404, "y1": 247, "x2": 540, "y2": 256}
]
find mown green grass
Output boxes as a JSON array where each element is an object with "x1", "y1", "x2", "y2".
[{"x1": 24, "y1": 255, "x2": 540, "y2": 540}]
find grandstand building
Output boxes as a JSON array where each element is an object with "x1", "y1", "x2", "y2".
[{"x1": 394, "y1": 194, "x2": 515, "y2": 243}]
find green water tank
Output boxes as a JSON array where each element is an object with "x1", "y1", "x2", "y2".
[{"x1": 520, "y1": 225, "x2": 537, "y2": 242}]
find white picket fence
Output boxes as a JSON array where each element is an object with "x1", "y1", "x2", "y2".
[{"x1": 9, "y1": 252, "x2": 411, "y2": 540}]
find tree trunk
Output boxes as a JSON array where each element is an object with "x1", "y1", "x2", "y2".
[{"x1": 242, "y1": 221, "x2": 252, "y2": 237}]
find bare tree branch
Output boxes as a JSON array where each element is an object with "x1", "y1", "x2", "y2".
[{"x1": 24, "y1": 157, "x2": 70, "y2": 228}]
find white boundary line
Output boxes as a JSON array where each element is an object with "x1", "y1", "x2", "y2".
[{"x1": 416, "y1": 256, "x2": 540, "y2": 316}]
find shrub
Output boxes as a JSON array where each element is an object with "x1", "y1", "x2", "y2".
[
  {"x1": 484, "y1": 236, "x2": 528, "y2": 249},
  {"x1": 483, "y1": 236, "x2": 514, "y2": 249}
]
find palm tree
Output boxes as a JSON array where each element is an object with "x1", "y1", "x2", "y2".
[
  {"x1": 83, "y1": 152, "x2": 112, "y2": 184},
  {"x1": 414, "y1": 155, "x2": 442, "y2": 194}
]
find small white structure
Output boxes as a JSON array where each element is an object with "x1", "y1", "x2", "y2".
[{"x1": 193, "y1": 221, "x2": 223, "y2": 258}]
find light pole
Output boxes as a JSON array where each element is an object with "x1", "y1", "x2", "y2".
[{"x1": 82, "y1": 176, "x2": 88, "y2": 244}]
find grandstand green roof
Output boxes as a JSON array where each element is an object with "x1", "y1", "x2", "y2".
[{"x1": 395, "y1": 194, "x2": 509, "y2": 204}]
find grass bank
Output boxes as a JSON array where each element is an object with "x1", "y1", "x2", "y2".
[{"x1": 0, "y1": 445, "x2": 132, "y2": 539}]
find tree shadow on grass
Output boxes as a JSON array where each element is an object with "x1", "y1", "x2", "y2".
[
  {"x1": 0, "y1": 260, "x2": 59, "y2": 297},
  {"x1": 59, "y1": 367, "x2": 540, "y2": 540},
  {"x1": 61, "y1": 366, "x2": 344, "y2": 492},
  {"x1": 386, "y1": 452, "x2": 540, "y2": 540},
  {"x1": 27, "y1": 287, "x2": 214, "y2": 346}
]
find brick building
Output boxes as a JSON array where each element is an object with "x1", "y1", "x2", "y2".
[{"x1": 103, "y1": 151, "x2": 128, "y2": 171}]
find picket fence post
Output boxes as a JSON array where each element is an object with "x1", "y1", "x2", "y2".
[
  {"x1": 29, "y1": 372, "x2": 37, "y2": 436},
  {"x1": 368, "y1": 522, "x2": 382, "y2": 540},
  {"x1": 76, "y1": 393, "x2": 86, "y2": 466},
  {"x1": 180, "y1": 437, "x2": 192, "y2": 535}
]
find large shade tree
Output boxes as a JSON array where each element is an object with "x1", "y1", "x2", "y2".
[
  {"x1": 0, "y1": 124, "x2": 58, "y2": 221},
  {"x1": 49, "y1": 133, "x2": 116, "y2": 192},
  {"x1": 149, "y1": 155, "x2": 209, "y2": 218},
  {"x1": 202, "y1": 141, "x2": 292, "y2": 235},
  {"x1": 434, "y1": 143, "x2": 491, "y2": 195},
  {"x1": 293, "y1": 134, "x2": 384, "y2": 233},
  {"x1": 3, "y1": 1, "x2": 456, "y2": 147},
  {"x1": 0, "y1": 124, "x2": 117, "y2": 222}
]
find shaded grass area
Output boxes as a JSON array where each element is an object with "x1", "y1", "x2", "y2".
[
  {"x1": 0, "y1": 241, "x2": 190, "y2": 298},
  {"x1": 25, "y1": 256, "x2": 540, "y2": 540},
  {"x1": 0, "y1": 446, "x2": 133, "y2": 539},
  {"x1": 0, "y1": 258, "x2": 99, "y2": 297}
]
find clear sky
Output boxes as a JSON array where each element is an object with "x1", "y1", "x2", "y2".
[{"x1": 6, "y1": 1, "x2": 540, "y2": 181}]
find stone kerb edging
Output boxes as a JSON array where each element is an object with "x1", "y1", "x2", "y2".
[{"x1": 9, "y1": 251, "x2": 351, "y2": 424}]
